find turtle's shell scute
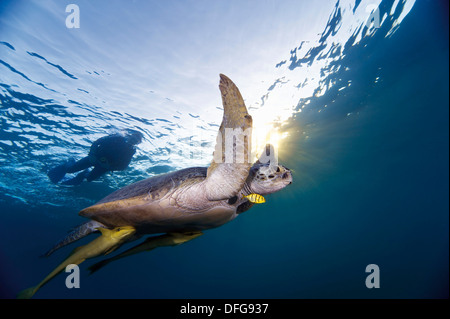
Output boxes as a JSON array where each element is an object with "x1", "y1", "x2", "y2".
[{"x1": 97, "y1": 167, "x2": 207, "y2": 205}]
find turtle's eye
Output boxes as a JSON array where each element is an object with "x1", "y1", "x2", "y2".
[
  {"x1": 268, "y1": 174, "x2": 274, "y2": 179},
  {"x1": 276, "y1": 167, "x2": 281, "y2": 173}
]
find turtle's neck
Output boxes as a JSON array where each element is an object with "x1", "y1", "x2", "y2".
[{"x1": 242, "y1": 181, "x2": 253, "y2": 196}]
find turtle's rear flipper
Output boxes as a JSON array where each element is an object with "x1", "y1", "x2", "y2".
[
  {"x1": 41, "y1": 220, "x2": 106, "y2": 257},
  {"x1": 89, "y1": 232, "x2": 203, "y2": 274}
]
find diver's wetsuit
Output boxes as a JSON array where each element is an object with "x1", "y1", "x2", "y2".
[{"x1": 48, "y1": 132, "x2": 142, "y2": 186}]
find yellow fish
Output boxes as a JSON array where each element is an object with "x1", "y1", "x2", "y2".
[
  {"x1": 17, "y1": 226, "x2": 136, "y2": 299},
  {"x1": 243, "y1": 193, "x2": 266, "y2": 204}
]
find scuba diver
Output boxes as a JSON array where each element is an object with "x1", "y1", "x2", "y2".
[{"x1": 48, "y1": 130, "x2": 143, "y2": 186}]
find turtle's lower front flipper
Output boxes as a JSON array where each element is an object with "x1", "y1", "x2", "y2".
[
  {"x1": 89, "y1": 231, "x2": 203, "y2": 275},
  {"x1": 17, "y1": 226, "x2": 136, "y2": 299}
]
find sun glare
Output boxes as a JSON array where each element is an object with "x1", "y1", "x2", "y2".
[{"x1": 251, "y1": 116, "x2": 287, "y2": 162}]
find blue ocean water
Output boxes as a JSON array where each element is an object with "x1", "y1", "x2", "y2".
[{"x1": 0, "y1": 0, "x2": 448, "y2": 299}]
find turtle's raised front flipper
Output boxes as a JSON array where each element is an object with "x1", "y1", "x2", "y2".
[
  {"x1": 89, "y1": 231, "x2": 203, "y2": 275},
  {"x1": 205, "y1": 74, "x2": 253, "y2": 201}
]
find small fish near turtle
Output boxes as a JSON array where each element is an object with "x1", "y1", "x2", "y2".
[{"x1": 18, "y1": 74, "x2": 293, "y2": 298}]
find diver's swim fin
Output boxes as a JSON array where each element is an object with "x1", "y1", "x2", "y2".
[
  {"x1": 47, "y1": 158, "x2": 76, "y2": 183},
  {"x1": 60, "y1": 169, "x2": 90, "y2": 186},
  {"x1": 47, "y1": 165, "x2": 67, "y2": 183}
]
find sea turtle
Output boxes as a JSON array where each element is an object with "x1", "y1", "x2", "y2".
[{"x1": 44, "y1": 74, "x2": 293, "y2": 257}]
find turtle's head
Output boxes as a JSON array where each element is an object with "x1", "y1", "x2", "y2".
[
  {"x1": 247, "y1": 162, "x2": 292, "y2": 195},
  {"x1": 246, "y1": 143, "x2": 292, "y2": 195}
]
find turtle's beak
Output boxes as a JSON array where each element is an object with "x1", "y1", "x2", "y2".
[{"x1": 281, "y1": 166, "x2": 293, "y2": 185}]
